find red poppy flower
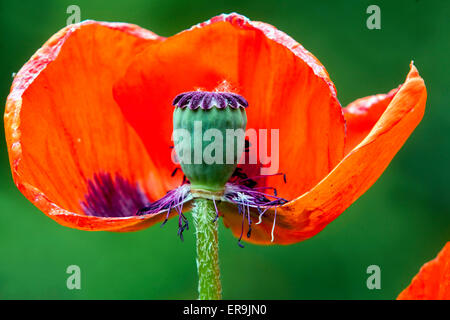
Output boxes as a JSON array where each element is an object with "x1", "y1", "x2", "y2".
[
  {"x1": 398, "y1": 242, "x2": 450, "y2": 300},
  {"x1": 4, "y1": 13, "x2": 427, "y2": 245}
]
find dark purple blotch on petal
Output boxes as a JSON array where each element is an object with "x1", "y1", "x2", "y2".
[{"x1": 81, "y1": 172, "x2": 150, "y2": 218}]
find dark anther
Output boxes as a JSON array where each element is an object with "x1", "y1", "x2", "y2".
[
  {"x1": 171, "y1": 166, "x2": 189, "y2": 186},
  {"x1": 244, "y1": 139, "x2": 251, "y2": 153},
  {"x1": 231, "y1": 167, "x2": 246, "y2": 179},
  {"x1": 160, "y1": 205, "x2": 171, "y2": 227},
  {"x1": 136, "y1": 206, "x2": 151, "y2": 216},
  {"x1": 230, "y1": 168, "x2": 259, "y2": 188},
  {"x1": 231, "y1": 167, "x2": 256, "y2": 188},
  {"x1": 177, "y1": 220, "x2": 189, "y2": 242},
  {"x1": 212, "y1": 199, "x2": 219, "y2": 223},
  {"x1": 244, "y1": 179, "x2": 257, "y2": 188},
  {"x1": 160, "y1": 217, "x2": 169, "y2": 227},
  {"x1": 247, "y1": 225, "x2": 252, "y2": 239},
  {"x1": 237, "y1": 204, "x2": 247, "y2": 248},
  {"x1": 283, "y1": 174, "x2": 287, "y2": 183},
  {"x1": 177, "y1": 227, "x2": 184, "y2": 241}
]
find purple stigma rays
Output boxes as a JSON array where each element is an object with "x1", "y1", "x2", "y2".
[{"x1": 172, "y1": 91, "x2": 248, "y2": 110}]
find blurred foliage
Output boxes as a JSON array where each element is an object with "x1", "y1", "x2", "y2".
[{"x1": 0, "y1": 0, "x2": 448, "y2": 299}]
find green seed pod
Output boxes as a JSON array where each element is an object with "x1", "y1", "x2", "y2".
[{"x1": 172, "y1": 91, "x2": 248, "y2": 193}]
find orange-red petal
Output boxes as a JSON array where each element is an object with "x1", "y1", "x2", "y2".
[
  {"x1": 221, "y1": 63, "x2": 427, "y2": 244},
  {"x1": 113, "y1": 13, "x2": 346, "y2": 200},
  {"x1": 343, "y1": 87, "x2": 399, "y2": 154},
  {"x1": 4, "y1": 21, "x2": 170, "y2": 231},
  {"x1": 398, "y1": 242, "x2": 450, "y2": 300}
]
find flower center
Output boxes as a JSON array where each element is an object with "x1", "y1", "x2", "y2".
[{"x1": 136, "y1": 89, "x2": 289, "y2": 246}]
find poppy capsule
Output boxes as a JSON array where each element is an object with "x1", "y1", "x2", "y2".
[{"x1": 172, "y1": 90, "x2": 248, "y2": 193}]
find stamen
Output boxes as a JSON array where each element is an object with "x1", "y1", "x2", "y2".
[
  {"x1": 253, "y1": 186, "x2": 277, "y2": 195},
  {"x1": 246, "y1": 204, "x2": 252, "y2": 239},
  {"x1": 224, "y1": 183, "x2": 288, "y2": 245},
  {"x1": 237, "y1": 203, "x2": 245, "y2": 248},
  {"x1": 256, "y1": 207, "x2": 269, "y2": 225},
  {"x1": 176, "y1": 197, "x2": 189, "y2": 241},
  {"x1": 235, "y1": 171, "x2": 287, "y2": 190},
  {"x1": 212, "y1": 198, "x2": 219, "y2": 223},
  {"x1": 136, "y1": 185, "x2": 193, "y2": 240},
  {"x1": 238, "y1": 172, "x2": 285, "y2": 184},
  {"x1": 271, "y1": 207, "x2": 277, "y2": 242},
  {"x1": 169, "y1": 164, "x2": 189, "y2": 186},
  {"x1": 230, "y1": 167, "x2": 257, "y2": 188},
  {"x1": 160, "y1": 204, "x2": 171, "y2": 227}
]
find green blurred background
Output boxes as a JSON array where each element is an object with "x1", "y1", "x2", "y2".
[{"x1": 0, "y1": 0, "x2": 448, "y2": 299}]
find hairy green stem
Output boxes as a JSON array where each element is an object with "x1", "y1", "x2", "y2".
[{"x1": 192, "y1": 198, "x2": 222, "y2": 300}]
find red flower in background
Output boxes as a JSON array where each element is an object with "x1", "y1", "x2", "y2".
[
  {"x1": 398, "y1": 242, "x2": 450, "y2": 300},
  {"x1": 4, "y1": 13, "x2": 426, "y2": 244}
]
